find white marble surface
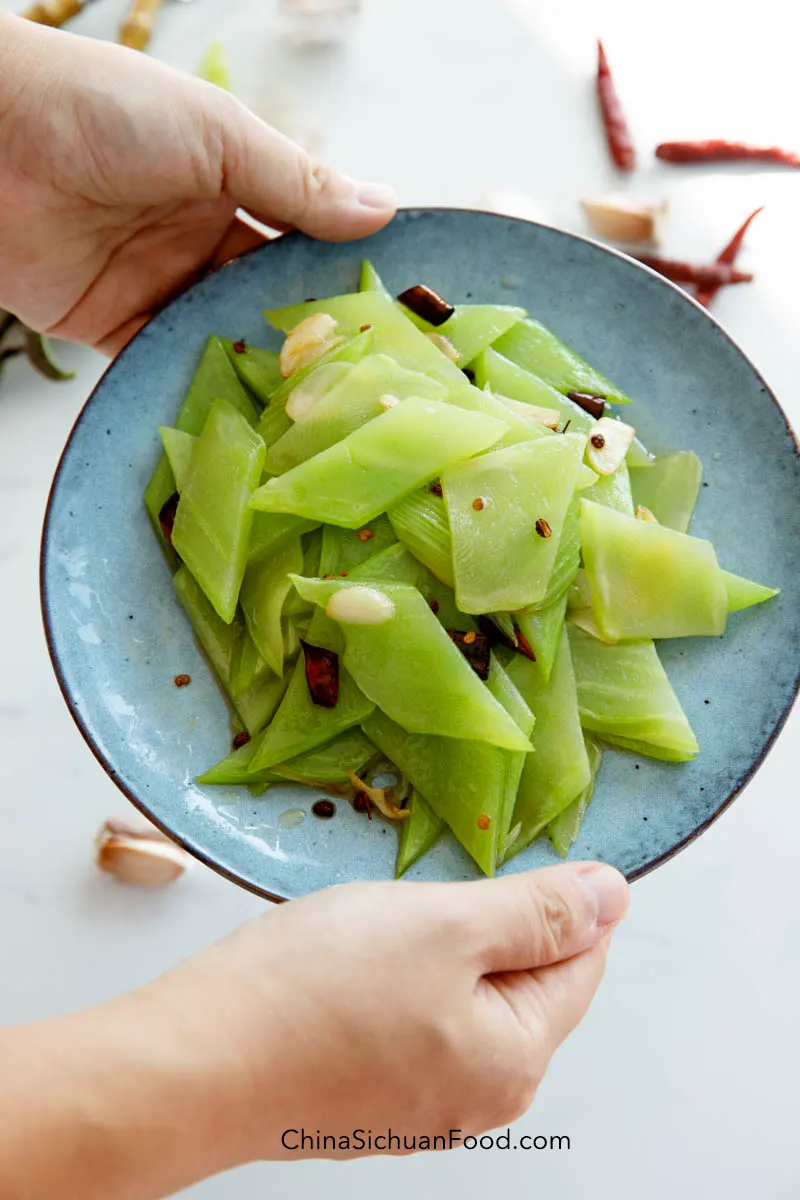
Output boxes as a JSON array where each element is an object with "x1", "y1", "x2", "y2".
[{"x1": 1, "y1": 0, "x2": 799, "y2": 1195}]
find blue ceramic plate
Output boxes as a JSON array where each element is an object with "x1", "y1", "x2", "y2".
[{"x1": 41, "y1": 209, "x2": 800, "y2": 900}]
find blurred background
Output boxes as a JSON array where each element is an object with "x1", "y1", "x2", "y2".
[{"x1": 1, "y1": 0, "x2": 799, "y2": 1196}]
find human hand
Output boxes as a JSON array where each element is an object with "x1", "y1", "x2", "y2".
[
  {"x1": 1, "y1": 863, "x2": 628, "y2": 1197},
  {"x1": 143, "y1": 862, "x2": 629, "y2": 1166},
  {"x1": 0, "y1": 14, "x2": 395, "y2": 355}
]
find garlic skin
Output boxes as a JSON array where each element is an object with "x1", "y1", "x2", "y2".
[
  {"x1": 95, "y1": 819, "x2": 187, "y2": 887},
  {"x1": 581, "y1": 196, "x2": 666, "y2": 245},
  {"x1": 585, "y1": 417, "x2": 636, "y2": 476},
  {"x1": 326, "y1": 585, "x2": 396, "y2": 626},
  {"x1": 279, "y1": 313, "x2": 342, "y2": 378}
]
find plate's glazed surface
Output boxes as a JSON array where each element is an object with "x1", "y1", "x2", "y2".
[{"x1": 41, "y1": 209, "x2": 800, "y2": 900}]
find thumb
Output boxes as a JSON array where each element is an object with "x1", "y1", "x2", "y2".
[
  {"x1": 214, "y1": 91, "x2": 397, "y2": 241},
  {"x1": 463, "y1": 862, "x2": 629, "y2": 976}
]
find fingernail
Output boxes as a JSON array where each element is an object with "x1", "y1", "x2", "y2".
[
  {"x1": 356, "y1": 181, "x2": 397, "y2": 210},
  {"x1": 576, "y1": 863, "x2": 629, "y2": 929}
]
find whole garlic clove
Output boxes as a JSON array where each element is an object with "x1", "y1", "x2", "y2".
[
  {"x1": 581, "y1": 196, "x2": 666, "y2": 245},
  {"x1": 96, "y1": 819, "x2": 188, "y2": 887},
  {"x1": 585, "y1": 417, "x2": 636, "y2": 476},
  {"x1": 279, "y1": 312, "x2": 342, "y2": 378}
]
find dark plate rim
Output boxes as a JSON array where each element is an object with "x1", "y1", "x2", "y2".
[{"x1": 39, "y1": 206, "x2": 800, "y2": 901}]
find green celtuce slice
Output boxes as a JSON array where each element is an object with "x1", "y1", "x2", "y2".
[
  {"x1": 364, "y1": 656, "x2": 533, "y2": 876},
  {"x1": 568, "y1": 625, "x2": 699, "y2": 761},
  {"x1": 359, "y1": 258, "x2": 390, "y2": 296},
  {"x1": 388, "y1": 486, "x2": 454, "y2": 587},
  {"x1": 587, "y1": 460, "x2": 634, "y2": 516},
  {"x1": 144, "y1": 336, "x2": 259, "y2": 552},
  {"x1": 173, "y1": 566, "x2": 287, "y2": 735},
  {"x1": 401, "y1": 303, "x2": 525, "y2": 367},
  {"x1": 395, "y1": 790, "x2": 446, "y2": 878},
  {"x1": 270, "y1": 727, "x2": 377, "y2": 784},
  {"x1": 503, "y1": 630, "x2": 591, "y2": 855},
  {"x1": 721, "y1": 570, "x2": 779, "y2": 613},
  {"x1": 248, "y1": 513, "x2": 319, "y2": 567},
  {"x1": 494, "y1": 318, "x2": 633, "y2": 405},
  {"x1": 473, "y1": 347, "x2": 597, "y2": 433},
  {"x1": 443, "y1": 433, "x2": 584, "y2": 613},
  {"x1": 580, "y1": 499, "x2": 728, "y2": 640},
  {"x1": 265, "y1": 354, "x2": 447, "y2": 475},
  {"x1": 197, "y1": 737, "x2": 283, "y2": 785},
  {"x1": 450, "y1": 384, "x2": 553, "y2": 449},
  {"x1": 364, "y1": 709, "x2": 503, "y2": 876},
  {"x1": 319, "y1": 514, "x2": 397, "y2": 577},
  {"x1": 159, "y1": 427, "x2": 196, "y2": 493},
  {"x1": 548, "y1": 736, "x2": 603, "y2": 857},
  {"x1": 293, "y1": 577, "x2": 532, "y2": 752},
  {"x1": 248, "y1": 647, "x2": 376, "y2": 772},
  {"x1": 199, "y1": 726, "x2": 376, "y2": 787},
  {"x1": 629, "y1": 451, "x2": 702, "y2": 533},
  {"x1": 221, "y1": 339, "x2": 282, "y2": 405},
  {"x1": 197, "y1": 40, "x2": 229, "y2": 88},
  {"x1": 240, "y1": 538, "x2": 304, "y2": 676},
  {"x1": 172, "y1": 399, "x2": 266, "y2": 623},
  {"x1": 266, "y1": 292, "x2": 465, "y2": 386},
  {"x1": 249, "y1": 397, "x2": 507, "y2": 528},
  {"x1": 528, "y1": 496, "x2": 582, "y2": 612},
  {"x1": 515, "y1": 591, "x2": 568, "y2": 684}
]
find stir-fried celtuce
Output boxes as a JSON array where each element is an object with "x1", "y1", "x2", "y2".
[{"x1": 144, "y1": 260, "x2": 779, "y2": 877}]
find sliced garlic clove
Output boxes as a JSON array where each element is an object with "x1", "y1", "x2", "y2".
[
  {"x1": 279, "y1": 312, "x2": 341, "y2": 378},
  {"x1": 493, "y1": 392, "x2": 561, "y2": 428},
  {"x1": 378, "y1": 393, "x2": 400, "y2": 411},
  {"x1": 636, "y1": 504, "x2": 659, "y2": 523},
  {"x1": 585, "y1": 417, "x2": 636, "y2": 476},
  {"x1": 96, "y1": 823, "x2": 188, "y2": 887},
  {"x1": 425, "y1": 331, "x2": 460, "y2": 364},
  {"x1": 326, "y1": 585, "x2": 396, "y2": 626},
  {"x1": 285, "y1": 361, "x2": 353, "y2": 421},
  {"x1": 581, "y1": 196, "x2": 666, "y2": 245}
]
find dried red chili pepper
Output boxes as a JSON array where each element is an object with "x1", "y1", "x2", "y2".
[
  {"x1": 567, "y1": 391, "x2": 606, "y2": 420},
  {"x1": 477, "y1": 617, "x2": 536, "y2": 663},
  {"x1": 396, "y1": 284, "x2": 455, "y2": 327},
  {"x1": 596, "y1": 40, "x2": 636, "y2": 172},
  {"x1": 656, "y1": 141, "x2": 800, "y2": 168},
  {"x1": 174, "y1": 674, "x2": 191, "y2": 688},
  {"x1": 694, "y1": 207, "x2": 764, "y2": 308},
  {"x1": 232, "y1": 339, "x2": 247, "y2": 354},
  {"x1": 158, "y1": 492, "x2": 180, "y2": 550},
  {"x1": 513, "y1": 627, "x2": 536, "y2": 663},
  {"x1": 637, "y1": 255, "x2": 753, "y2": 288},
  {"x1": 447, "y1": 630, "x2": 491, "y2": 680},
  {"x1": 353, "y1": 791, "x2": 373, "y2": 819},
  {"x1": 301, "y1": 641, "x2": 339, "y2": 708},
  {"x1": 429, "y1": 481, "x2": 443, "y2": 496},
  {"x1": 232, "y1": 731, "x2": 251, "y2": 751}
]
